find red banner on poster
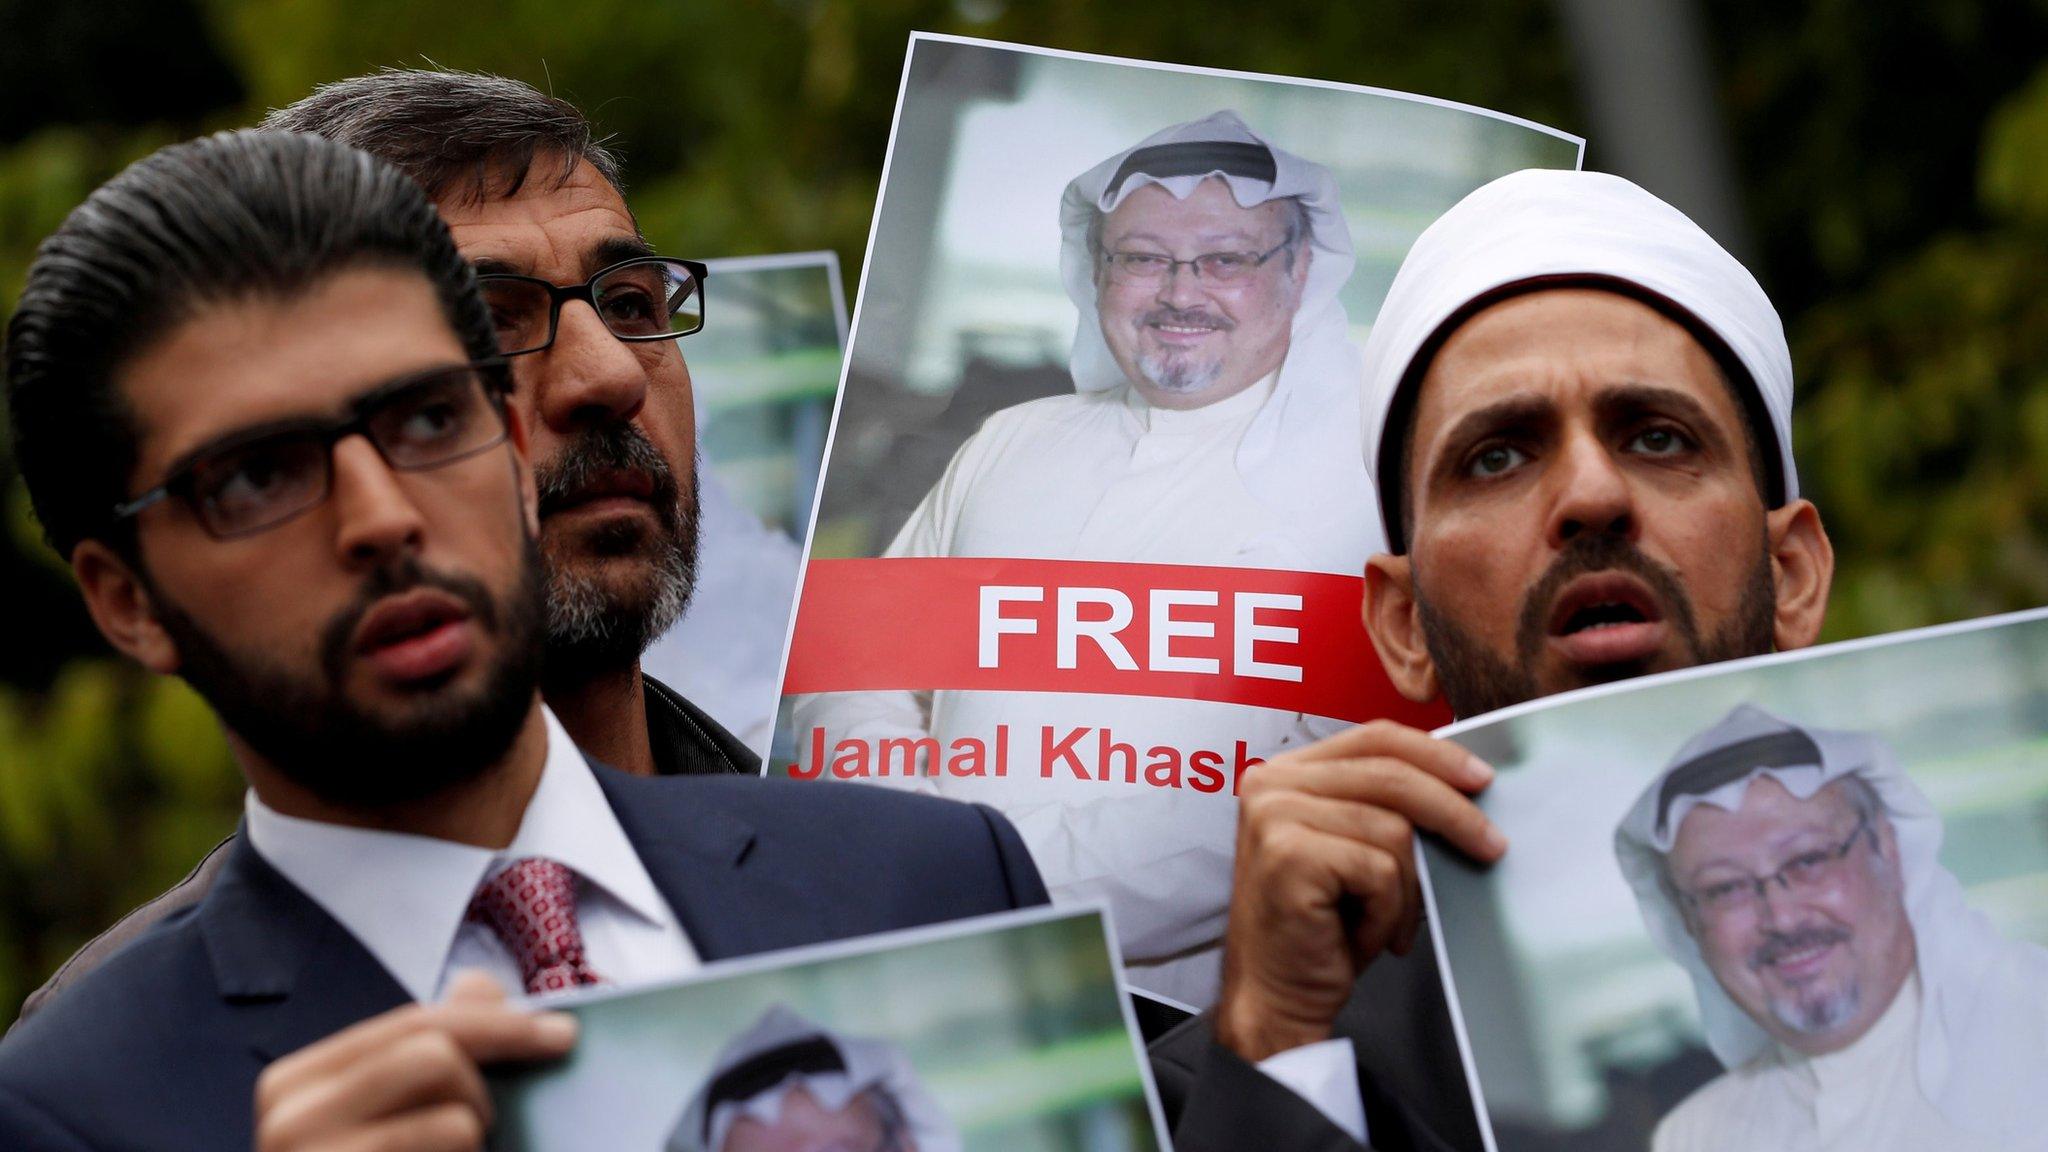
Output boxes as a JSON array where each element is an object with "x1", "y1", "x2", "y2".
[{"x1": 782, "y1": 557, "x2": 1450, "y2": 728}]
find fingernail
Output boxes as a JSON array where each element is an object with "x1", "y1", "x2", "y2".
[
  {"x1": 1483, "y1": 823, "x2": 1509, "y2": 856},
  {"x1": 535, "y1": 1013, "x2": 578, "y2": 1045},
  {"x1": 1466, "y1": 754, "x2": 1495, "y2": 786}
]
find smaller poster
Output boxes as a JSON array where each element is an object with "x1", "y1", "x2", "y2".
[
  {"x1": 642, "y1": 252, "x2": 849, "y2": 760},
  {"x1": 488, "y1": 905, "x2": 1168, "y2": 1152},
  {"x1": 1419, "y1": 609, "x2": 2048, "y2": 1152}
]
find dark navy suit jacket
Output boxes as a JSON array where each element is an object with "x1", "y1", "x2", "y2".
[{"x1": 0, "y1": 767, "x2": 1048, "y2": 1150}]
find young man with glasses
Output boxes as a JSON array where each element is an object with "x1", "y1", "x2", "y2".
[
  {"x1": 1614, "y1": 705, "x2": 2048, "y2": 1151},
  {"x1": 16, "y1": 69, "x2": 769, "y2": 1022},
  {"x1": 0, "y1": 129, "x2": 1044, "y2": 1151}
]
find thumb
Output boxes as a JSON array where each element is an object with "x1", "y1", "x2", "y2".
[{"x1": 444, "y1": 969, "x2": 511, "y2": 1006}]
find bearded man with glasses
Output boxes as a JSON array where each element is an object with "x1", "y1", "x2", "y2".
[
  {"x1": 1615, "y1": 705, "x2": 2048, "y2": 1152},
  {"x1": 15, "y1": 69, "x2": 775, "y2": 1022},
  {"x1": 0, "y1": 129, "x2": 1046, "y2": 1151}
]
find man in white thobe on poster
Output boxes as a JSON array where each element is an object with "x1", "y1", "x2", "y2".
[
  {"x1": 1615, "y1": 704, "x2": 2048, "y2": 1152},
  {"x1": 793, "y1": 110, "x2": 1375, "y2": 1007}
]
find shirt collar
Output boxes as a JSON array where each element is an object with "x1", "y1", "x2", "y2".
[{"x1": 244, "y1": 706, "x2": 674, "y2": 1002}]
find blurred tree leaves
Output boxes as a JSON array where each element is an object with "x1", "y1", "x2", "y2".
[{"x1": 1796, "y1": 62, "x2": 2048, "y2": 640}]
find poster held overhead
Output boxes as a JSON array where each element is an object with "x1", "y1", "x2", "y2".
[{"x1": 774, "y1": 32, "x2": 1583, "y2": 1008}]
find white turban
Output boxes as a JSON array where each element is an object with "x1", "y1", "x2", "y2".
[
  {"x1": 1357, "y1": 169, "x2": 1797, "y2": 551},
  {"x1": 668, "y1": 1006, "x2": 960, "y2": 1152},
  {"x1": 1058, "y1": 110, "x2": 1372, "y2": 536},
  {"x1": 1613, "y1": 703, "x2": 2048, "y2": 1124}
]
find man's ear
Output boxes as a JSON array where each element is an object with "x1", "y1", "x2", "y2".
[
  {"x1": 71, "y1": 540, "x2": 180, "y2": 674},
  {"x1": 1766, "y1": 498, "x2": 1832, "y2": 652},
  {"x1": 503, "y1": 400, "x2": 540, "y2": 537},
  {"x1": 1364, "y1": 552, "x2": 1439, "y2": 704}
]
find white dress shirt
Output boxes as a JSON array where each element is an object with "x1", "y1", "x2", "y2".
[
  {"x1": 244, "y1": 706, "x2": 700, "y2": 1002},
  {"x1": 1261, "y1": 1037, "x2": 1370, "y2": 1145}
]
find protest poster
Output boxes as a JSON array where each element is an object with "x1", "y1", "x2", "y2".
[
  {"x1": 770, "y1": 31, "x2": 1585, "y2": 1008},
  {"x1": 488, "y1": 905, "x2": 1168, "y2": 1152},
  {"x1": 642, "y1": 252, "x2": 848, "y2": 759},
  {"x1": 1418, "y1": 608, "x2": 2048, "y2": 1152}
]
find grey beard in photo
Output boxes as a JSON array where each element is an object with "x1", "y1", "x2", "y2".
[
  {"x1": 1750, "y1": 923, "x2": 1863, "y2": 1036},
  {"x1": 534, "y1": 423, "x2": 698, "y2": 686},
  {"x1": 1135, "y1": 305, "x2": 1233, "y2": 395},
  {"x1": 1416, "y1": 531, "x2": 1777, "y2": 719}
]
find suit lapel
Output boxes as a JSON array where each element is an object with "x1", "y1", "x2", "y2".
[
  {"x1": 590, "y1": 765, "x2": 842, "y2": 962},
  {"x1": 199, "y1": 831, "x2": 410, "y2": 1061}
]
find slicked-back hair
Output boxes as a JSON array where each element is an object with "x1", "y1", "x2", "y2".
[
  {"x1": 4, "y1": 128, "x2": 502, "y2": 559},
  {"x1": 261, "y1": 68, "x2": 625, "y2": 208}
]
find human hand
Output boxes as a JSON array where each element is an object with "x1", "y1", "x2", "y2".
[
  {"x1": 1214, "y1": 720, "x2": 1506, "y2": 1063},
  {"x1": 254, "y1": 971, "x2": 577, "y2": 1152}
]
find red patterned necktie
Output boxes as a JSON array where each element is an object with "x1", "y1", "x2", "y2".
[{"x1": 466, "y1": 857, "x2": 605, "y2": 994}]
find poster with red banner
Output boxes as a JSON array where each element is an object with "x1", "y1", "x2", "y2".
[{"x1": 773, "y1": 32, "x2": 1584, "y2": 1008}]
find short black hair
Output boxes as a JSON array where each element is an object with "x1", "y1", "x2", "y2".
[
  {"x1": 261, "y1": 68, "x2": 625, "y2": 208},
  {"x1": 4, "y1": 128, "x2": 501, "y2": 558},
  {"x1": 1381, "y1": 276, "x2": 1782, "y2": 553}
]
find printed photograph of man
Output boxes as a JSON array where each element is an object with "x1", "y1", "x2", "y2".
[
  {"x1": 669, "y1": 1006, "x2": 958, "y2": 1152},
  {"x1": 795, "y1": 109, "x2": 1367, "y2": 1008},
  {"x1": 0, "y1": 127, "x2": 1045, "y2": 1150},
  {"x1": 1616, "y1": 704, "x2": 2048, "y2": 1152},
  {"x1": 1152, "y1": 167, "x2": 1834, "y2": 1151}
]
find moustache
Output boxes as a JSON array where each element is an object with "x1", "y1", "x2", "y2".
[
  {"x1": 535, "y1": 424, "x2": 679, "y2": 520},
  {"x1": 318, "y1": 557, "x2": 501, "y2": 682},
  {"x1": 1141, "y1": 306, "x2": 1235, "y2": 333},
  {"x1": 1513, "y1": 534, "x2": 1700, "y2": 661},
  {"x1": 1750, "y1": 924, "x2": 1852, "y2": 971}
]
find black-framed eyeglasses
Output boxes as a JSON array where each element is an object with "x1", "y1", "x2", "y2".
[
  {"x1": 1099, "y1": 239, "x2": 1293, "y2": 285},
  {"x1": 1680, "y1": 815, "x2": 1875, "y2": 920},
  {"x1": 110, "y1": 361, "x2": 513, "y2": 540},
  {"x1": 477, "y1": 256, "x2": 707, "y2": 356}
]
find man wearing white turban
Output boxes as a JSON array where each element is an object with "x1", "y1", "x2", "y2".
[
  {"x1": 1151, "y1": 170, "x2": 1836, "y2": 1151},
  {"x1": 669, "y1": 1006, "x2": 960, "y2": 1152},
  {"x1": 1615, "y1": 704, "x2": 2048, "y2": 1152},
  {"x1": 793, "y1": 110, "x2": 1371, "y2": 1008}
]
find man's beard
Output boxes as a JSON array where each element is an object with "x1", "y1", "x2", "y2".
[
  {"x1": 1415, "y1": 533, "x2": 1777, "y2": 718},
  {"x1": 155, "y1": 539, "x2": 546, "y2": 809},
  {"x1": 534, "y1": 423, "x2": 698, "y2": 686},
  {"x1": 1133, "y1": 306, "x2": 1234, "y2": 395},
  {"x1": 1750, "y1": 924, "x2": 1862, "y2": 1036}
]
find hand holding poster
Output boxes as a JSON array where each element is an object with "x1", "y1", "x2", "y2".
[
  {"x1": 777, "y1": 32, "x2": 1582, "y2": 1007},
  {"x1": 1419, "y1": 609, "x2": 2048, "y2": 1152}
]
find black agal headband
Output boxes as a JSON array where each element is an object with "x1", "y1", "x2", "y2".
[
  {"x1": 1107, "y1": 140, "x2": 1277, "y2": 200},
  {"x1": 702, "y1": 1035, "x2": 847, "y2": 1140},
  {"x1": 1655, "y1": 728, "x2": 1823, "y2": 838}
]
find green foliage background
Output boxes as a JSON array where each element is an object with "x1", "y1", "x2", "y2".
[{"x1": 0, "y1": 0, "x2": 2043, "y2": 1017}]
